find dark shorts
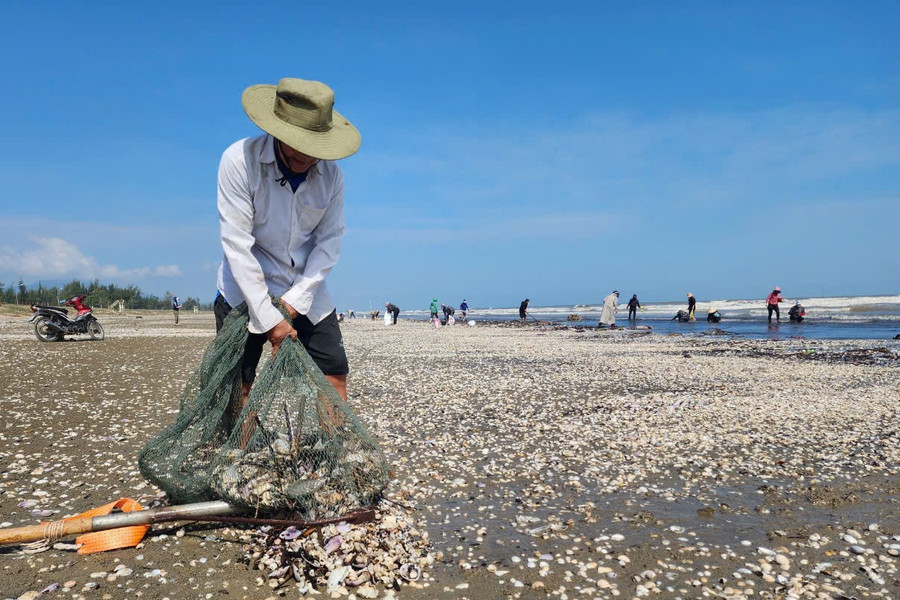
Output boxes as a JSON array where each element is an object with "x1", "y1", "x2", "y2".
[{"x1": 214, "y1": 295, "x2": 349, "y2": 381}]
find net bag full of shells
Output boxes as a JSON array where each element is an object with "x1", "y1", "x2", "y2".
[{"x1": 138, "y1": 301, "x2": 389, "y2": 519}]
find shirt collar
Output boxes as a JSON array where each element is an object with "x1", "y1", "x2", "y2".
[
  {"x1": 258, "y1": 134, "x2": 321, "y2": 175},
  {"x1": 259, "y1": 134, "x2": 276, "y2": 164}
]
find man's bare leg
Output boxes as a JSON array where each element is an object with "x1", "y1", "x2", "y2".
[
  {"x1": 233, "y1": 380, "x2": 256, "y2": 447},
  {"x1": 326, "y1": 374, "x2": 347, "y2": 401}
]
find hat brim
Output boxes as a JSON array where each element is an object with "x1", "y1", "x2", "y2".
[{"x1": 242, "y1": 85, "x2": 361, "y2": 160}]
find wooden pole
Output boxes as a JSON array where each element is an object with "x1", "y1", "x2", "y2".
[
  {"x1": 0, "y1": 501, "x2": 238, "y2": 547},
  {"x1": 0, "y1": 516, "x2": 95, "y2": 545}
]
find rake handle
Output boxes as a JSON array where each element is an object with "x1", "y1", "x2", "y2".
[
  {"x1": 0, "y1": 516, "x2": 94, "y2": 545},
  {"x1": 0, "y1": 501, "x2": 237, "y2": 547}
]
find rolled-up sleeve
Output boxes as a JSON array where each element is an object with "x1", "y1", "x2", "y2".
[
  {"x1": 218, "y1": 151, "x2": 284, "y2": 334},
  {"x1": 281, "y1": 172, "x2": 346, "y2": 315}
]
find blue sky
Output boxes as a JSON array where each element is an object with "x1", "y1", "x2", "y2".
[{"x1": 1, "y1": 1, "x2": 897, "y2": 310}]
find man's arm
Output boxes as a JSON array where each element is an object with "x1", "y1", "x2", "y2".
[
  {"x1": 218, "y1": 149, "x2": 285, "y2": 334},
  {"x1": 281, "y1": 172, "x2": 346, "y2": 316}
]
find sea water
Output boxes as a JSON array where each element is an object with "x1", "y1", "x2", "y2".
[{"x1": 393, "y1": 295, "x2": 900, "y2": 341}]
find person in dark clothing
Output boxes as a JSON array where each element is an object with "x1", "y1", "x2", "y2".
[
  {"x1": 788, "y1": 302, "x2": 805, "y2": 323},
  {"x1": 627, "y1": 294, "x2": 641, "y2": 320},
  {"x1": 459, "y1": 299, "x2": 469, "y2": 321},
  {"x1": 519, "y1": 299, "x2": 530, "y2": 323},
  {"x1": 707, "y1": 308, "x2": 722, "y2": 323},
  {"x1": 686, "y1": 293, "x2": 696, "y2": 321},
  {"x1": 441, "y1": 304, "x2": 454, "y2": 324},
  {"x1": 385, "y1": 302, "x2": 400, "y2": 325},
  {"x1": 672, "y1": 309, "x2": 690, "y2": 322}
]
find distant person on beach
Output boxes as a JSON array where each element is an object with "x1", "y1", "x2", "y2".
[
  {"x1": 707, "y1": 308, "x2": 721, "y2": 323},
  {"x1": 519, "y1": 299, "x2": 530, "y2": 323},
  {"x1": 766, "y1": 287, "x2": 785, "y2": 323},
  {"x1": 459, "y1": 299, "x2": 469, "y2": 320},
  {"x1": 626, "y1": 294, "x2": 641, "y2": 320},
  {"x1": 672, "y1": 309, "x2": 691, "y2": 322},
  {"x1": 599, "y1": 290, "x2": 619, "y2": 327},
  {"x1": 214, "y1": 77, "x2": 360, "y2": 405},
  {"x1": 788, "y1": 302, "x2": 805, "y2": 323},
  {"x1": 441, "y1": 303, "x2": 455, "y2": 323},
  {"x1": 430, "y1": 298, "x2": 439, "y2": 320},
  {"x1": 385, "y1": 302, "x2": 400, "y2": 325},
  {"x1": 172, "y1": 295, "x2": 182, "y2": 325},
  {"x1": 686, "y1": 293, "x2": 696, "y2": 321}
]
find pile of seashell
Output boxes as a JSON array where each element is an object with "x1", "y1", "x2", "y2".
[
  {"x1": 210, "y1": 430, "x2": 387, "y2": 519},
  {"x1": 242, "y1": 502, "x2": 434, "y2": 597}
]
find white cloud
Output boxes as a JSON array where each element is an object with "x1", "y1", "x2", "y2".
[
  {"x1": 153, "y1": 265, "x2": 184, "y2": 277},
  {"x1": 0, "y1": 237, "x2": 183, "y2": 280}
]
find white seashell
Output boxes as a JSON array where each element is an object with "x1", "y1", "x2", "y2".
[
  {"x1": 398, "y1": 562, "x2": 421, "y2": 581},
  {"x1": 326, "y1": 565, "x2": 351, "y2": 594}
]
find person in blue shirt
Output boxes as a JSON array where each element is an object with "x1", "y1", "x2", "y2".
[
  {"x1": 172, "y1": 296, "x2": 182, "y2": 325},
  {"x1": 459, "y1": 299, "x2": 469, "y2": 321}
]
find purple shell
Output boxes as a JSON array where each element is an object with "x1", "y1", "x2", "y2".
[
  {"x1": 324, "y1": 535, "x2": 342, "y2": 554},
  {"x1": 279, "y1": 526, "x2": 302, "y2": 540}
]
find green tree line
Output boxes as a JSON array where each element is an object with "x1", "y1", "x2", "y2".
[{"x1": 0, "y1": 279, "x2": 211, "y2": 311}]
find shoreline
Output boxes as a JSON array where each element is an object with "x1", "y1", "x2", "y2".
[{"x1": 0, "y1": 315, "x2": 897, "y2": 599}]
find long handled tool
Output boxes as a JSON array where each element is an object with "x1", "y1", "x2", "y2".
[
  {"x1": 0, "y1": 501, "x2": 239, "y2": 548},
  {"x1": 0, "y1": 500, "x2": 376, "y2": 549}
]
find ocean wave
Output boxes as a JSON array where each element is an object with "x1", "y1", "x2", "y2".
[{"x1": 365, "y1": 295, "x2": 900, "y2": 321}]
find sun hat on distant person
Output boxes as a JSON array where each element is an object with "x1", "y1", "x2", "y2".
[
  {"x1": 242, "y1": 78, "x2": 361, "y2": 160},
  {"x1": 774, "y1": 286, "x2": 781, "y2": 292}
]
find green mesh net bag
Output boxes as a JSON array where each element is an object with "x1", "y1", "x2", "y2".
[{"x1": 138, "y1": 301, "x2": 389, "y2": 519}]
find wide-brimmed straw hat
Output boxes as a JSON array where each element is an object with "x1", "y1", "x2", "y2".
[{"x1": 242, "y1": 78, "x2": 361, "y2": 160}]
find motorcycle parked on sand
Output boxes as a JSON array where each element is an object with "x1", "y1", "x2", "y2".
[{"x1": 30, "y1": 295, "x2": 105, "y2": 342}]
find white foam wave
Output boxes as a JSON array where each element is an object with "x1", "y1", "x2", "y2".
[{"x1": 384, "y1": 294, "x2": 900, "y2": 321}]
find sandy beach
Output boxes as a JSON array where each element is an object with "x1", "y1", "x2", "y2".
[{"x1": 1, "y1": 309, "x2": 898, "y2": 599}]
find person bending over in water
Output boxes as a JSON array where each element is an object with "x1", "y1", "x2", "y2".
[{"x1": 788, "y1": 302, "x2": 805, "y2": 323}]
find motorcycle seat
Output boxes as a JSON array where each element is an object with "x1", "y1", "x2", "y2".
[{"x1": 36, "y1": 305, "x2": 69, "y2": 315}]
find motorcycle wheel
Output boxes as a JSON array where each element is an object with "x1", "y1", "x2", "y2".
[
  {"x1": 87, "y1": 320, "x2": 105, "y2": 341},
  {"x1": 34, "y1": 317, "x2": 63, "y2": 342}
]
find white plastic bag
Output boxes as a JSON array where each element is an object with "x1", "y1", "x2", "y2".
[{"x1": 384, "y1": 312, "x2": 392, "y2": 326}]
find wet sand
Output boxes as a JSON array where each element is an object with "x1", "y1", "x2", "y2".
[{"x1": 0, "y1": 310, "x2": 898, "y2": 599}]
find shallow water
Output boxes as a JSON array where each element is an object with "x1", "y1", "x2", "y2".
[{"x1": 394, "y1": 315, "x2": 900, "y2": 340}]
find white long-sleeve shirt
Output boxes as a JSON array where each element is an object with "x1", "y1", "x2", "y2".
[{"x1": 216, "y1": 134, "x2": 345, "y2": 334}]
